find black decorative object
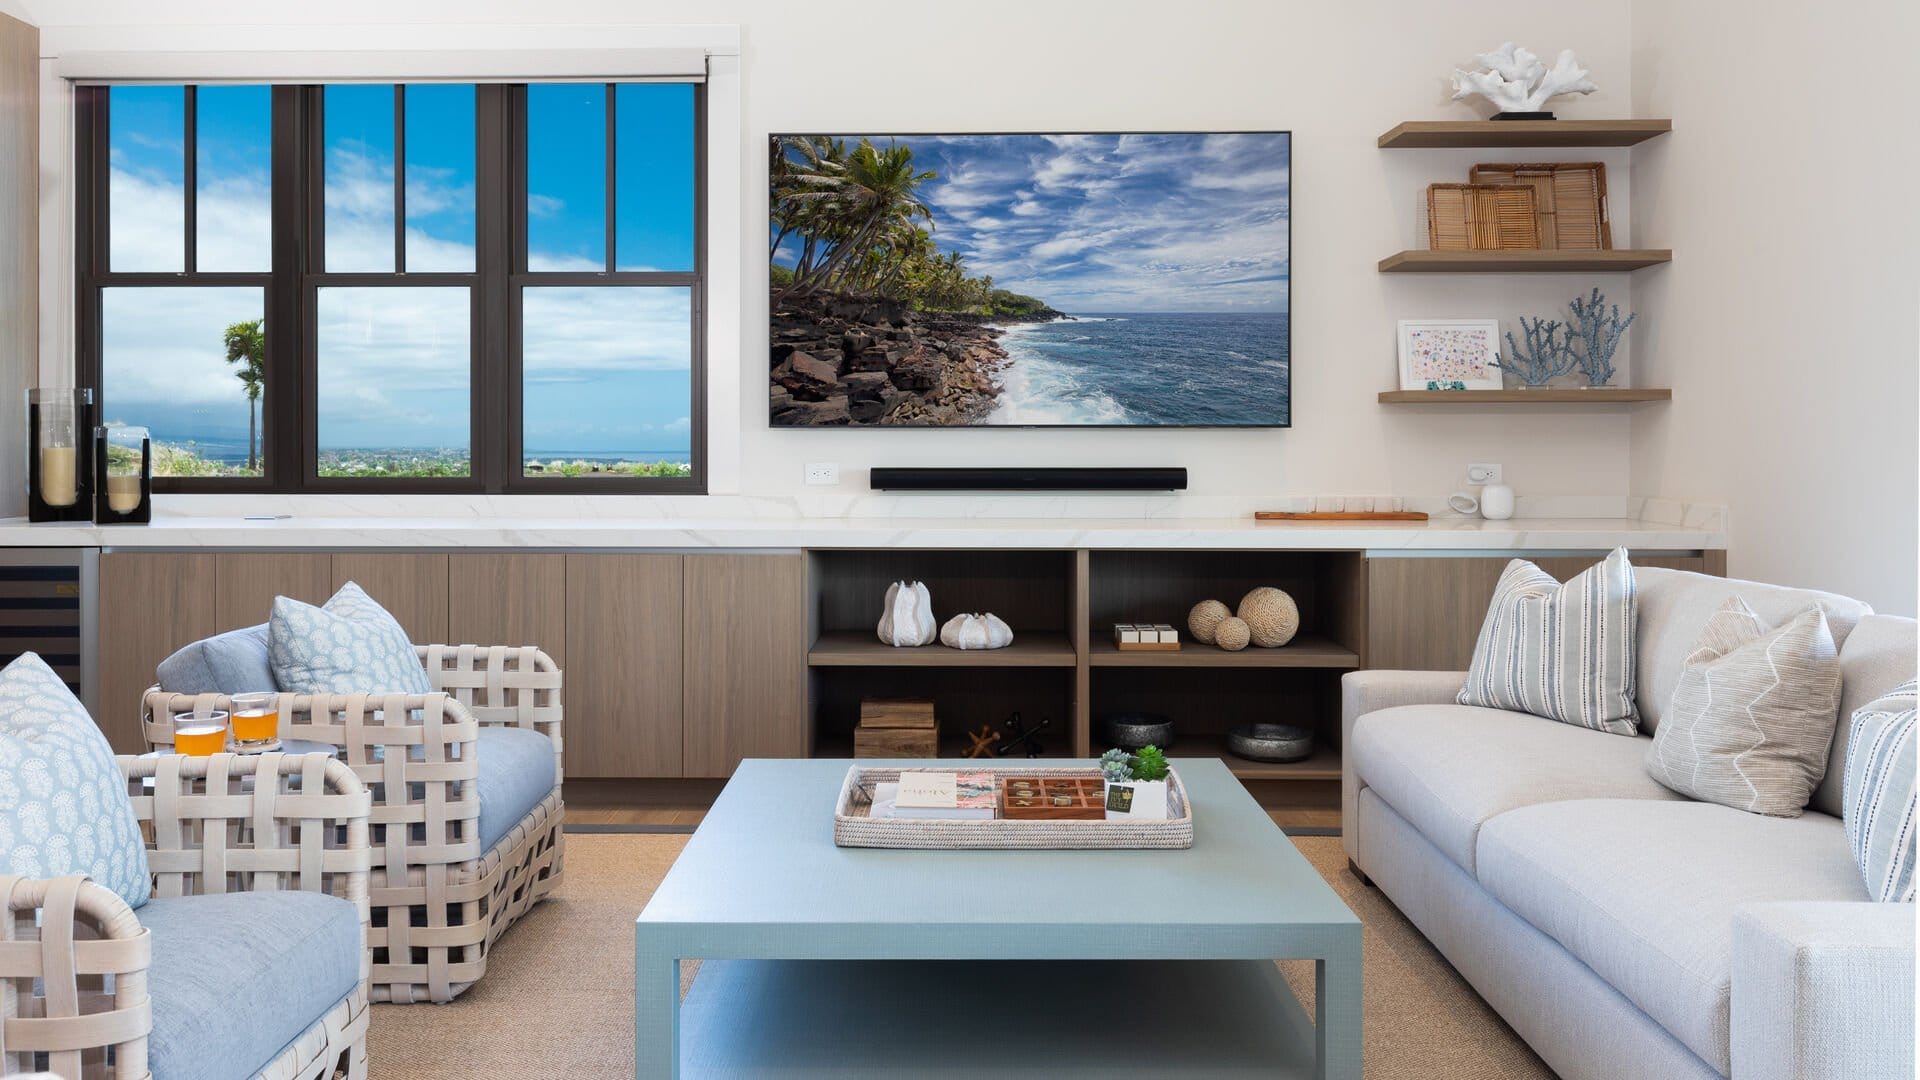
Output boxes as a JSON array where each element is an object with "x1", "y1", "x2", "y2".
[
  {"x1": 869, "y1": 467, "x2": 1188, "y2": 492},
  {"x1": 1490, "y1": 111, "x2": 1555, "y2": 121},
  {"x1": 1225, "y1": 723, "x2": 1315, "y2": 763},
  {"x1": 26, "y1": 388, "x2": 93, "y2": 523},
  {"x1": 1098, "y1": 711, "x2": 1175, "y2": 751},
  {"x1": 993, "y1": 711, "x2": 1052, "y2": 759},
  {"x1": 93, "y1": 425, "x2": 152, "y2": 525}
]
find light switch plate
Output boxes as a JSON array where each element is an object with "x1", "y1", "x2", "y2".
[
  {"x1": 1467, "y1": 463, "x2": 1503, "y2": 484},
  {"x1": 804, "y1": 462, "x2": 840, "y2": 486}
]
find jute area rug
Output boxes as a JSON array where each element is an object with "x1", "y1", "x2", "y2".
[{"x1": 368, "y1": 833, "x2": 1554, "y2": 1078}]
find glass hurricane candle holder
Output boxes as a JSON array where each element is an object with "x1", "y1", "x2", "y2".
[
  {"x1": 26, "y1": 388, "x2": 94, "y2": 523},
  {"x1": 94, "y1": 425, "x2": 152, "y2": 524}
]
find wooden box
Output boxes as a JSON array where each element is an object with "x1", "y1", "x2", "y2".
[
  {"x1": 998, "y1": 775, "x2": 1107, "y2": 820},
  {"x1": 1468, "y1": 162, "x2": 1610, "y2": 249},
  {"x1": 1426, "y1": 183, "x2": 1539, "y2": 250},
  {"x1": 859, "y1": 696, "x2": 936, "y2": 729},
  {"x1": 854, "y1": 722, "x2": 939, "y2": 757}
]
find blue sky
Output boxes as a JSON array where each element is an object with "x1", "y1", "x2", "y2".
[
  {"x1": 101, "y1": 83, "x2": 695, "y2": 462},
  {"x1": 775, "y1": 132, "x2": 1289, "y2": 313}
]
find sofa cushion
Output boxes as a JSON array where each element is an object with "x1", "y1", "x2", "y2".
[
  {"x1": 139, "y1": 889, "x2": 361, "y2": 1080},
  {"x1": 1350, "y1": 703, "x2": 1683, "y2": 875},
  {"x1": 0, "y1": 653, "x2": 151, "y2": 909},
  {"x1": 269, "y1": 582, "x2": 432, "y2": 695},
  {"x1": 1644, "y1": 598, "x2": 1842, "y2": 816},
  {"x1": 1477, "y1": 799, "x2": 1868, "y2": 1075},
  {"x1": 155, "y1": 623, "x2": 274, "y2": 695},
  {"x1": 1818, "y1": 614, "x2": 1920, "y2": 816},
  {"x1": 477, "y1": 726, "x2": 556, "y2": 852},
  {"x1": 1843, "y1": 680, "x2": 1917, "y2": 902},
  {"x1": 1634, "y1": 567, "x2": 1870, "y2": 735},
  {"x1": 1458, "y1": 548, "x2": 1641, "y2": 735}
]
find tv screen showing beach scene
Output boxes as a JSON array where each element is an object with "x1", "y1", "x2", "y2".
[{"x1": 769, "y1": 131, "x2": 1290, "y2": 427}]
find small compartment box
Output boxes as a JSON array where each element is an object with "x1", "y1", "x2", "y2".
[
  {"x1": 855, "y1": 697, "x2": 939, "y2": 757},
  {"x1": 998, "y1": 775, "x2": 1106, "y2": 820},
  {"x1": 1114, "y1": 623, "x2": 1180, "y2": 651}
]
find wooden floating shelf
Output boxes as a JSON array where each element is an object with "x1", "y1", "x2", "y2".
[
  {"x1": 1088, "y1": 635, "x2": 1359, "y2": 669},
  {"x1": 1377, "y1": 118, "x2": 1672, "y2": 149},
  {"x1": 808, "y1": 631, "x2": 1077, "y2": 668},
  {"x1": 1380, "y1": 249, "x2": 1671, "y2": 273},
  {"x1": 1379, "y1": 388, "x2": 1672, "y2": 404},
  {"x1": 1177, "y1": 739, "x2": 1344, "y2": 782}
]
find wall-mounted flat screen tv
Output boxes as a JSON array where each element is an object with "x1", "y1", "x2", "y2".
[{"x1": 769, "y1": 131, "x2": 1290, "y2": 428}]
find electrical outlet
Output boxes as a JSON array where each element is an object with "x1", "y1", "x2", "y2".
[
  {"x1": 1467, "y1": 463, "x2": 1503, "y2": 484},
  {"x1": 804, "y1": 462, "x2": 840, "y2": 486}
]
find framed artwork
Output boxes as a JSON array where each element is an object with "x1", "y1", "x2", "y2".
[{"x1": 1397, "y1": 319, "x2": 1502, "y2": 391}]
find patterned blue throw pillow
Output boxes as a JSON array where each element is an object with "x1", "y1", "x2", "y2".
[
  {"x1": 269, "y1": 582, "x2": 433, "y2": 695},
  {"x1": 0, "y1": 652, "x2": 151, "y2": 909},
  {"x1": 1844, "y1": 680, "x2": 1917, "y2": 903}
]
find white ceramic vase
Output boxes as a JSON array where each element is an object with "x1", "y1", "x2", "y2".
[
  {"x1": 876, "y1": 581, "x2": 937, "y2": 647},
  {"x1": 939, "y1": 612, "x2": 1013, "y2": 650},
  {"x1": 1102, "y1": 778, "x2": 1170, "y2": 821}
]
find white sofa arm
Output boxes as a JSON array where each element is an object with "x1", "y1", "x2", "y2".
[
  {"x1": 1731, "y1": 901, "x2": 1916, "y2": 1080},
  {"x1": 1340, "y1": 670, "x2": 1465, "y2": 861}
]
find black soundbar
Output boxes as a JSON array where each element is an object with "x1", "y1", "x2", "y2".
[{"x1": 868, "y1": 467, "x2": 1188, "y2": 492}]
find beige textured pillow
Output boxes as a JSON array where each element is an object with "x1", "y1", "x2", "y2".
[{"x1": 1645, "y1": 597, "x2": 1842, "y2": 816}]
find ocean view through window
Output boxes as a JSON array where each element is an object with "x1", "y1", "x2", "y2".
[{"x1": 76, "y1": 80, "x2": 704, "y2": 491}]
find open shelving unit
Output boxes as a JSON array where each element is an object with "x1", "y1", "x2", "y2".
[
  {"x1": 1377, "y1": 118, "x2": 1671, "y2": 149},
  {"x1": 1378, "y1": 249, "x2": 1672, "y2": 273},
  {"x1": 1378, "y1": 388, "x2": 1672, "y2": 404},
  {"x1": 802, "y1": 549, "x2": 1366, "y2": 785}
]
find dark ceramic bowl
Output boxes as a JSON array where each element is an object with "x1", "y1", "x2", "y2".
[
  {"x1": 1099, "y1": 712, "x2": 1175, "y2": 750},
  {"x1": 1225, "y1": 722, "x2": 1314, "y2": 763}
]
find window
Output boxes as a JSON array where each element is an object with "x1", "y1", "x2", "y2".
[{"x1": 76, "y1": 81, "x2": 703, "y2": 491}]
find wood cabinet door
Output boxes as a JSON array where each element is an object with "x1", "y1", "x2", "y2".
[
  {"x1": 213, "y1": 553, "x2": 330, "y2": 630},
  {"x1": 332, "y1": 553, "x2": 449, "y2": 644},
  {"x1": 1366, "y1": 552, "x2": 1718, "y2": 671},
  {"x1": 447, "y1": 554, "x2": 567, "y2": 662},
  {"x1": 564, "y1": 554, "x2": 684, "y2": 777},
  {"x1": 98, "y1": 552, "x2": 220, "y2": 751},
  {"x1": 682, "y1": 554, "x2": 807, "y2": 777}
]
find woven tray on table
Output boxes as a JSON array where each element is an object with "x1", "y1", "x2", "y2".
[{"x1": 833, "y1": 765, "x2": 1194, "y2": 850}]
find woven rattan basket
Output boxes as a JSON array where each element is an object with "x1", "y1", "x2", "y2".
[
  {"x1": 834, "y1": 765, "x2": 1195, "y2": 849},
  {"x1": 1426, "y1": 183, "x2": 1540, "y2": 250},
  {"x1": 1468, "y1": 162, "x2": 1611, "y2": 249}
]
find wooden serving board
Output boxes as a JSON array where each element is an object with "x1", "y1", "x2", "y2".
[{"x1": 1255, "y1": 511, "x2": 1429, "y2": 521}]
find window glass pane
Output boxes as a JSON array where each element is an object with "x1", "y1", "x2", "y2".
[
  {"x1": 108, "y1": 86, "x2": 185, "y2": 272},
  {"x1": 526, "y1": 84, "x2": 606, "y2": 270},
  {"x1": 324, "y1": 85, "x2": 396, "y2": 272},
  {"x1": 195, "y1": 85, "x2": 272, "y2": 272},
  {"x1": 101, "y1": 286, "x2": 266, "y2": 477},
  {"x1": 317, "y1": 287, "x2": 471, "y2": 477},
  {"x1": 403, "y1": 84, "x2": 476, "y2": 272},
  {"x1": 522, "y1": 286, "x2": 691, "y2": 478},
  {"x1": 614, "y1": 84, "x2": 696, "y2": 272}
]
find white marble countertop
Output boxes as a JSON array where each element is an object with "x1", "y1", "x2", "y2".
[{"x1": 0, "y1": 514, "x2": 1725, "y2": 551}]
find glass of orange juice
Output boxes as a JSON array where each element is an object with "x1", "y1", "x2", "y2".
[
  {"x1": 172, "y1": 709, "x2": 229, "y2": 756},
  {"x1": 230, "y1": 692, "x2": 280, "y2": 751}
]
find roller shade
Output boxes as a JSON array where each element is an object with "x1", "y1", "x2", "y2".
[{"x1": 55, "y1": 48, "x2": 708, "y2": 84}]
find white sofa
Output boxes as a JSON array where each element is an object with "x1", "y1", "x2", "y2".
[{"x1": 1341, "y1": 567, "x2": 1917, "y2": 1080}]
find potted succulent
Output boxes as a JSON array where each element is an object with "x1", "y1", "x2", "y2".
[{"x1": 1101, "y1": 745, "x2": 1171, "y2": 821}]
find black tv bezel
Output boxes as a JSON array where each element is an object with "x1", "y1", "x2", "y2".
[{"x1": 767, "y1": 129, "x2": 1293, "y2": 430}]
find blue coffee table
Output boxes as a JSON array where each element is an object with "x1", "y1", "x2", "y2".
[{"x1": 635, "y1": 758, "x2": 1361, "y2": 1079}]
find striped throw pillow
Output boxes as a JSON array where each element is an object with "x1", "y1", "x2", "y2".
[
  {"x1": 1458, "y1": 547, "x2": 1640, "y2": 735},
  {"x1": 1844, "y1": 680, "x2": 1917, "y2": 903},
  {"x1": 1644, "y1": 598, "x2": 1841, "y2": 816}
]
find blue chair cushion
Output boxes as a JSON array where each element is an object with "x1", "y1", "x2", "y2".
[
  {"x1": 138, "y1": 890, "x2": 360, "y2": 1080},
  {"x1": 477, "y1": 726, "x2": 556, "y2": 852},
  {"x1": 155, "y1": 623, "x2": 274, "y2": 695}
]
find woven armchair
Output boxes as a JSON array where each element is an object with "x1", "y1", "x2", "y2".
[
  {"x1": 142, "y1": 644, "x2": 565, "y2": 1004},
  {"x1": 0, "y1": 752, "x2": 371, "y2": 1080}
]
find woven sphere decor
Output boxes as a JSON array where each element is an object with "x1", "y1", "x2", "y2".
[
  {"x1": 1214, "y1": 616, "x2": 1251, "y2": 652},
  {"x1": 1187, "y1": 599, "x2": 1231, "y2": 645},
  {"x1": 1238, "y1": 587, "x2": 1300, "y2": 648}
]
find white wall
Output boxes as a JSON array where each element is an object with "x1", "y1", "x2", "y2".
[
  {"x1": 1629, "y1": 0, "x2": 1919, "y2": 615},
  {"x1": 17, "y1": 0, "x2": 1644, "y2": 506}
]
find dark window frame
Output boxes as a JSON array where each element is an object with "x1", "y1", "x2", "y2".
[{"x1": 74, "y1": 81, "x2": 706, "y2": 494}]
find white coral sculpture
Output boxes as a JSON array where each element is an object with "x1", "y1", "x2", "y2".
[{"x1": 1451, "y1": 43, "x2": 1598, "y2": 113}]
